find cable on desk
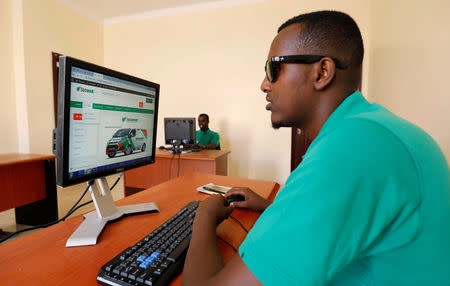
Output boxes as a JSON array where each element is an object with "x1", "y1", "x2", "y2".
[
  {"x1": 168, "y1": 153, "x2": 175, "y2": 180},
  {"x1": 63, "y1": 179, "x2": 95, "y2": 220},
  {"x1": 217, "y1": 235, "x2": 237, "y2": 252},
  {"x1": 177, "y1": 153, "x2": 181, "y2": 177},
  {"x1": 0, "y1": 174, "x2": 122, "y2": 244},
  {"x1": 109, "y1": 174, "x2": 122, "y2": 191},
  {"x1": 0, "y1": 180, "x2": 93, "y2": 244},
  {"x1": 215, "y1": 216, "x2": 249, "y2": 253},
  {"x1": 65, "y1": 173, "x2": 122, "y2": 218},
  {"x1": 229, "y1": 215, "x2": 249, "y2": 233}
]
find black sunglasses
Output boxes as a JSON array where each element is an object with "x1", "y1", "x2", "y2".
[{"x1": 265, "y1": 55, "x2": 348, "y2": 82}]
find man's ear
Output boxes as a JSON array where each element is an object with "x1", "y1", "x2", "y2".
[{"x1": 312, "y1": 58, "x2": 336, "y2": 90}]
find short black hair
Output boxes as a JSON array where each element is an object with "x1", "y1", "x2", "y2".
[
  {"x1": 199, "y1": 113, "x2": 209, "y2": 121},
  {"x1": 278, "y1": 11, "x2": 364, "y2": 68}
]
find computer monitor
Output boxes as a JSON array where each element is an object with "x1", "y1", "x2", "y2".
[
  {"x1": 53, "y1": 56, "x2": 160, "y2": 247},
  {"x1": 164, "y1": 117, "x2": 196, "y2": 146}
]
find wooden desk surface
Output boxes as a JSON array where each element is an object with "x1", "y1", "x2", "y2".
[
  {"x1": 0, "y1": 153, "x2": 55, "y2": 167},
  {"x1": 155, "y1": 149, "x2": 230, "y2": 160},
  {"x1": 0, "y1": 172, "x2": 279, "y2": 285}
]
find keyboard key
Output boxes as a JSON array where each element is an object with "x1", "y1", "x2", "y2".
[
  {"x1": 128, "y1": 267, "x2": 141, "y2": 280},
  {"x1": 139, "y1": 261, "x2": 150, "y2": 269},
  {"x1": 136, "y1": 270, "x2": 152, "y2": 283},
  {"x1": 145, "y1": 275, "x2": 157, "y2": 285},
  {"x1": 153, "y1": 267, "x2": 164, "y2": 275},
  {"x1": 137, "y1": 255, "x2": 147, "y2": 262},
  {"x1": 150, "y1": 262, "x2": 159, "y2": 268},
  {"x1": 113, "y1": 265, "x2": 124, "y2": 275},
  {"x1": 105, "y1": 263, "x2": 116, "y2": 272},
  {"x1": 121, "y1": 266, "x2": 134, "y2": 278},
  {"x1": 161, "y1": 260, "x2": 172, "y2": 268}
]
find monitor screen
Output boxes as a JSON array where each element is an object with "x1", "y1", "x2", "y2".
[
  {"x1": 164, "y1": 117, "x2": 196, "y2": 146},
  {"x1": 54, "y1": 56, "x2": 160, "y2": 187}
]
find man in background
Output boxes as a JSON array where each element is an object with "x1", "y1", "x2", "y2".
[
  {"x1": 196, "y1": 113, "x2": 220, "y2": 150},
  {"x1": 182, "y1": 10, "x2": 450, "y2": 286}
]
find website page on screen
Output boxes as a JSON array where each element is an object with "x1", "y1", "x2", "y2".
[{"x1": 68, "y1": 66, "x2": 156, "y2": 179}]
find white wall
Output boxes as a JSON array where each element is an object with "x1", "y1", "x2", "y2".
[
  {"x1": 21, "y1": 0, "x2": 104, "y2": 154},
  {"x1": 104, "y1": 0, "x2": 372, "y2": 185},
  {"x1": 0, "y1": 0, "x2": 19, "y2": 153},
  {"x1": 0, "y1": 0, "x2": 104, "y2": 156},
  {"x1": 369, "y1": 0, "x2": 450, "y2": 161}
]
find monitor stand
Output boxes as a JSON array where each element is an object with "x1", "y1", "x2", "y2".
[{"x1": 65, "y1": 177, "x2": 159, "y2": 247}]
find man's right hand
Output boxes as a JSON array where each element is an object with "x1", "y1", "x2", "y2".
[
  {"x1": 195, "y1": 194, "x2": 234, "y2": 225},
  {"x1": 225, "y1": 187, "x2": 272, "y2": 211}
]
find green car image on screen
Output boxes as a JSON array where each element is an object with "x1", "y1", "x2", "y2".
[{"x1": 105, "y1": 128, "x2": 148, "y2": 158}]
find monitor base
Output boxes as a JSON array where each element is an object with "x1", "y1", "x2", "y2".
[{"x1": 65, "y1": 177, "x2": 159, "y2": 247}]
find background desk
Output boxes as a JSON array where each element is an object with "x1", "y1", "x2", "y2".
[
  {"x1": 124, "y1": 149, "x2": 230, "y2": 196},
  {"x1": 0, "y1": 172, "x2": 279, "y2": 285},
  {"x1": 0, "y1": 153, "x2": 58, "y2": 226}
]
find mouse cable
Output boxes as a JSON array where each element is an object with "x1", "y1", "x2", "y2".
[
  {"x1": 62, "y1": 179, "x2": 95, "y2": 220},
  {"x1": 217, "y1": 235, "x2": 237, "y2": 252},
  {"x1": 229, "y1": 215, "x2": 249, "y2": 233},
  {"x1": 0, "y1": 180, "x2": 93, "y2": 244},
  {"x1": 168, "y1": 153, "x2": 175, "y2": 180},
  {"x1": 177, "y1": 153, "x2": 181, "y2": 177},
  {"x1": 0, "y1": 174, "x2": 122, "y2": 244},
  {"x1": 64, "y1": 173, "x2": 122, "y2": 219}
]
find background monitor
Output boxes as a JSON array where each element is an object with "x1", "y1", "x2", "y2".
[
  {"x1": 164, "y1": 117, "x2": 196, "y2": 146},
  {"x1": 53, "y1": 56, "x2": 160, "y2": 247}
]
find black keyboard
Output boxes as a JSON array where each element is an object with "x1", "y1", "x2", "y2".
[{"x1": 97, "y1": 201, "x2": 200, "y2": 286}]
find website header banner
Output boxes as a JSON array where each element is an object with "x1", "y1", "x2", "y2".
[{"x1": 71, "y1": 66, "x2": 156, "y2": 96}]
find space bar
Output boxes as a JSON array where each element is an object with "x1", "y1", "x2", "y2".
[{"x1": 167, "y1": 238, "x2": 190, "y2": 263}]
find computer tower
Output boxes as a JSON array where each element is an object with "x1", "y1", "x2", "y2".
[{"x1": 15, "y1": 158, "x2": 58, "y2": 225}]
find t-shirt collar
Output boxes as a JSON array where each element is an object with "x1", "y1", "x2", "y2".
[
  {"x1": 302, "y1": 91, "x2": 369, "y2": 158},
  {"x1": 318, "y1": 91, "x2": 369, "y2": 136}
]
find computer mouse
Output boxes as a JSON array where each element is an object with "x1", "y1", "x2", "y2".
[
  {"x1": 227, "y1": 194, "x2": 245, "y2": 204},
  {"x1": 158, "y1": 145, "x2": 165, "y2": 149}
]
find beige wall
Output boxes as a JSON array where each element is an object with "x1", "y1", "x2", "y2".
[
  {"x1": 0, "y1": 0, "x2": 19, "y2": 153},
  {"x1": 0, "y1": 0, "x2": 103, "y2": 155},
  {"x1": 104, "y1": 0, "x2": 371, "y2": 184},
  {"x1": 22, "y1": 0, "x2": 104, "y2": 154},
  {"x1": 369, "y1": 0, "x2": 450, "y2": 161}
]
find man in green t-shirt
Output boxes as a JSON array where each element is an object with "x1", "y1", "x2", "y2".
[
  {"x1": 182, "y1": 11, "x2": 450, "y2": 286},
  {"x1": 196, "y1": 113, "x2": 220, "y2": 150}
]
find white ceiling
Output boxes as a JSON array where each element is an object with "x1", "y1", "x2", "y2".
[{"x1": 56, "y1": 0, "x2": 267, "y2": 25}]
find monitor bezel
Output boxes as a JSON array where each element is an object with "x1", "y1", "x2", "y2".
[
  {"x1": 56, "y1": 56, "x2": 160, "y2": 187},
  {"x1": 164, "y1": 117, "x2": 197, "y2": 146}
]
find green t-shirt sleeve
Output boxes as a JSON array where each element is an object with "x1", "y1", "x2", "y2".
[
  {"x1": 239, "y1": 119, "x2": 421, "y2": 285},
  {"x1": 211, "y1": 131, "x2": 220, "y2": 146}
]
